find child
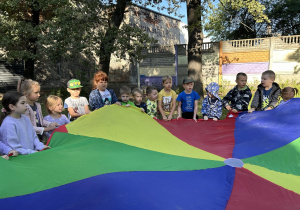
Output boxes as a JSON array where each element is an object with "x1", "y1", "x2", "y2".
[
  {"x1": 278, "y1": 87, "x2": 299, "y2": 107},
  {"x1": 0, "y1": 91, "x2": 50, "y2": 154},
  {"x1": 146, "y1": 86, "x2": 158, "y2": 118},
  {"x1": 157, "y1": 75, "x2": 177, "y2": 121},
  {"x1": 222, "y1": 72, "x2": 252, "y2": 112},
  {"x1": 0, "y1": 140, "x2": 18, "y2": 160},
  {"x1": 89, "y1": 71, "x2": 118, "y2": 110},
  {"x1": 132, "y1": 88, "x2": 147, "y2": 112},
  {"x1": 249, "y1": 70, "x2": 281, "y2": 113},
  {"x1": 201, "y1": 82, "x2": 223, "y2": 121},
  {"x1": 65, "y1": 79, "x2": 91, "y2": 121},
  {"x1": 17, "y1": 78, "x2": 58, "y2": 139},
  {"x1": 44, "y1": 95, "x2": 70, "y2": 137},
  {"x1": 177, "y1": 77, "x2": 200, "y2": 122},
  {"x1": 116, "y1": 86, "x2": 136, "y2": 107}
]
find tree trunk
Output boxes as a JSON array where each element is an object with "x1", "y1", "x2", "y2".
[
  {"x1": 186, "y1": 0, "x2": 204, "y2": 97},
  {"x1": 24, "y1": 1, "x2": 40, "y2": 79},
  {"x1": 99, "y1": 0, "x2": 130, "y2": 75}
]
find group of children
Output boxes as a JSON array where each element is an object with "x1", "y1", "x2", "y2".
[{"x1": 0, "y1": 70, "x2": 298, "y2": 160}]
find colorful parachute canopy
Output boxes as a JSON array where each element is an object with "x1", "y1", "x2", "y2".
[{"x1": 0, "y1": 99, "x2": 300, "y2": 209}]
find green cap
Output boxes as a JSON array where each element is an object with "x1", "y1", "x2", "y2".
[{"x1": 67, "y1": 79, "x2": 83, "y2": 89}]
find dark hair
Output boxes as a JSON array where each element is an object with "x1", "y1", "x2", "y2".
[
  {"x1": 0, "y1": 91, "x2": 24, "y2": 126},
  {"x1": 236, "y1": 72, "x2": 247, "y2": 80},
  {"x1": 146, "y1": 86, "x2": 157, "y2": 95},
  {"x1": 262, "y1": 70, "x2": 276, "y2": 80},
  {"x1": 281, "y1": 87, "x2": 299, "y2": 100},
  {"x1": 120, "y1": 86, "x2": 131, "y2": 95}
]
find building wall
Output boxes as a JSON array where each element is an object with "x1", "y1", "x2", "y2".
[
  {"x1": 141, "y1": 35, "x2": 300, "y2": 90},
  {"x1": 109, "y1": 5, "x2": 182, "y2": 84},
  {"x1": 220, "y1": 35, "x2": 300, "y2": 85}
]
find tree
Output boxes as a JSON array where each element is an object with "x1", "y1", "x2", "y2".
[
  {"x1": 0, "y1": 0, "x2": 268, "y2": 96},
  {"x1": 0, "y1": 0, "x2": 156, "y2": 79},
  {"x1": 205, "y1": 0, "x2": 299, "y2": 41},
  {"x1": 186, "y1": 0, "x2": 268, "y2": 94},
  {"x1": 0, "y1": 0, "x2": 72, "y2": 79}
]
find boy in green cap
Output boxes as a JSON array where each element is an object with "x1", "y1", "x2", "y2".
[{"x1": 64, "y1": 79, "x2": 91, "y2": 121}]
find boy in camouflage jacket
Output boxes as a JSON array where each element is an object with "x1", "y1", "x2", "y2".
[{"x1": 222, "y1": 73, "x2": 252, "y2": 112}]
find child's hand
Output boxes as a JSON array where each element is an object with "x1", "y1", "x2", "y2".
[
  {"x1": 163, "y1": 116, "x2": 168, "y2": 121},
  {"x1": 115, "y1": 102, "x2": 121, "y2": 106},
  {"x1": 225, "y1": 105, "x2": 231, "y2": 111},
  {"x1": 193, "y1": 117, "x2": 197, "y2": 122},
  {"x1": 265, "y1": 107, "x2": 272, "y2": 111},
  {"x1": 248, "y1": 108, "x2": 255, "y2": 113},
  {"x1": 141, "y1": 108, "x2": 145, "y2": 112},
  {"x1": 204, "y1": 116, "x2": 208, "y2": 120},
  {"x1": 177, "y1": 116, "x2": 181, "y2": 120},
  {"x1": 213, "y1": 117, "x2": 218, "y2": 121},
  {"x1": 1, "y1": 155, "x2": 9, "y2": 160},
  {"x1": 43, "y1": 145, "x2": 51, "y2": 150},
  {"x1": 126, "y1": 104, "x2": 130, "y2": 107},
  {"x1": 8, "y1": 150, "x2": 18, "y2": 157},
  {"x1": 48, "y1": 123, "x2": 57, "y2": 130},
  {"x1": 232, "y1": 109, "x2": 238, "y2": 113},
  {"x1": 167, "y1": 115, "x2": 173, "y2": 121}
]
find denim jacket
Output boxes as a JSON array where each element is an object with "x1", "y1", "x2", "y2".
[{"x1": 89, "y1": 89, "x2": 118, "y2": 111}]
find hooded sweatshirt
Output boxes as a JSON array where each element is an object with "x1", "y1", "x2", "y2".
[{"x1": 201, "y1": 82, "x2": 223, "y2": 119}]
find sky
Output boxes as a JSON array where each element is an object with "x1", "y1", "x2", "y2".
[
  {"x1": 146, "y1": 1, "x2": 213, "y2": 41},
  {"x1": 146, "y1": 2, "x2": 188, "y2": 24}
]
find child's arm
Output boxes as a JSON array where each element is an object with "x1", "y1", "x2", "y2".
[
  {"x1": 201, "y1": 98, "x2": 208, "y2": 115},
  {"x1": 222, "y1": 89, "x2": 233, "y2": 110},
  {"x1": 267, "y1": 88, "x2": 281, "y2": 110},
  {"x1": 249, "y1": 90, "x2": 259, "y2": 113},
  {"x1": 214, "y1": 101, "x2": 223, "y2": 120},
  {"x1": 157, "y1": 92, "x2": 167, "y2": 120},
  {"x1": 239, "y1": 89, "x2": 252, "y2": 112},
  {"x1": 0, "y1": 141, "x2": 13, "y2": 155},
  {"x1": 25, "y1": 108, "x2": 56, "y2": 134},
  {"x1": 68, "y1": 107, "x2": 83, "y2": 118},
  {"x1": 7, "y1": 132, "x2": 36, "y2": 155},
  {"x1": 201, "y1": 98, "x2": 209, "y2": 120},
  {"x1": 111, "y1": 90, "x2": 118, "y2": 104},
  {"x1": 89, "y1": 90, "x2": 100, "y2": 111},
  {"x1": 193, "y1": 100, "x2": 198, "y2": 122},
  {"x1": 168, "y1": 97, "x2": 177, "y2": 121},
  {"x1": 84, "y1": 105, "x2": 91, "y2": 114},
  {"x1": 177, "y1": 101, "x2": 182, "y2": 119}
]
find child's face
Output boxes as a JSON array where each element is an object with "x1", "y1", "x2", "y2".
[
  {"x1": 68, "y1": 88, "x2": 81, "y2": 98},
  {"x1": 183, "y1": 82, "x2": 194, "y2": 92},
  {"x1": 148, "y1": 90, "x2": 158, "y2": 101},
  {"x1": 261, "y1": 75, "x2": 274, "y2": 88},
  {"x1": 236, "y1": 75, "x2": 247, "y2": 89},
  {"x1": 10, "y1": 96, "x2": 27, "y2": 115},
  {"x1": 208, "y1": 92, "x2": 216, "y2": 99},
  {"x1": 51, "y1": 100, "x2": 63, "y2": 114},
  {"x1": 121, "y1": 93, "x2": 130, "y2": 103},
  {"x1": 27, "y1": 85, "x2": 40, "y2": 102},
  {"x1": 133, "y1": 92, "x2": 143, "y2": 104},
  {"x1": 163, "y1": 79, "x2": 172, "y2": 90},
  {"x1": 97, "y1": 80, "x2": 108, "y2": 91}
]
